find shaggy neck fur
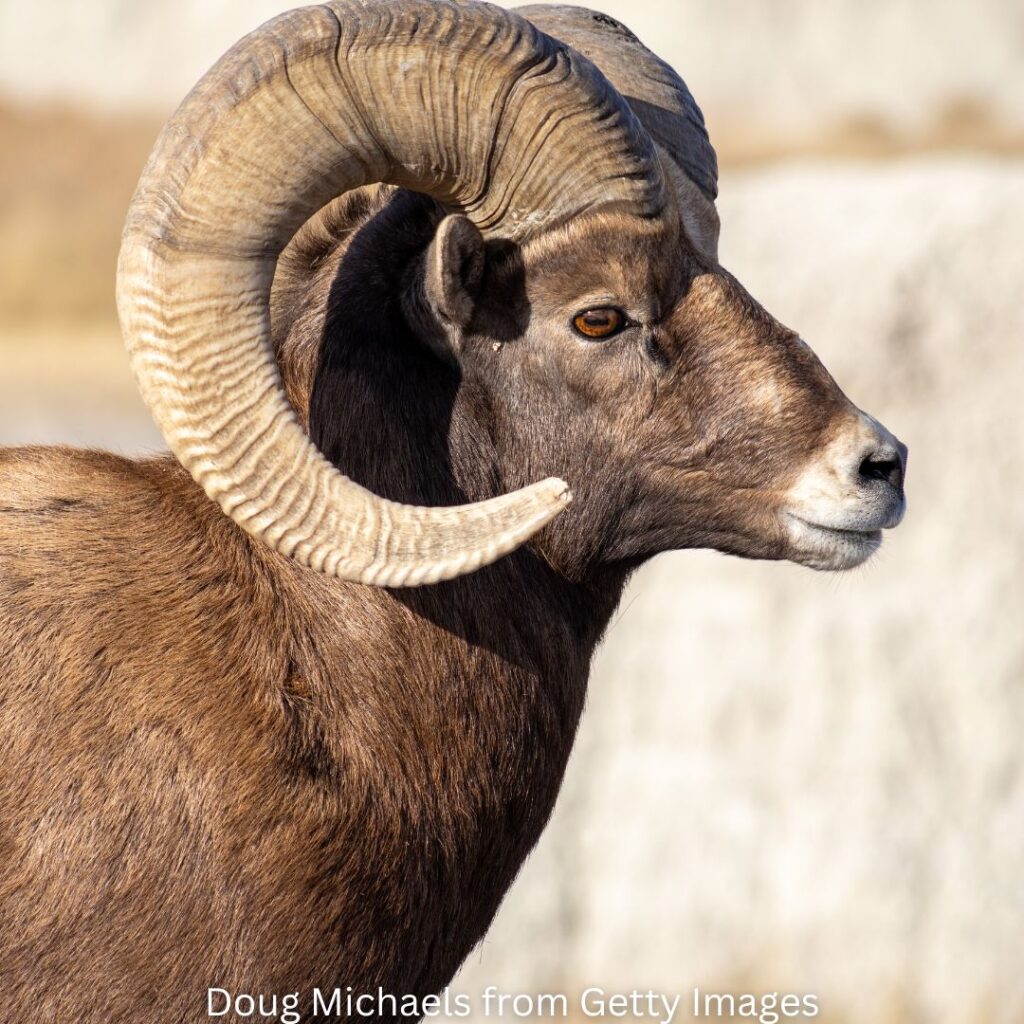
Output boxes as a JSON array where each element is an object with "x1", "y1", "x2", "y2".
[{"x1": 253, "y1": 494, "x2": 622, "y2": 1002}]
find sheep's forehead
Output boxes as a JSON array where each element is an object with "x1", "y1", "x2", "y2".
[{"x1": 523, "y1": 210, "x2": 686, "y2": 304}]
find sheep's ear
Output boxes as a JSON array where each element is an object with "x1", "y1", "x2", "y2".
[{"x1": 423, "y1": 214, "x2": 485, "y2": 340}]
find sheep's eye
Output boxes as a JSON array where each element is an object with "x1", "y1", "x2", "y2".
[{"x1": 572, "y1": 307, "x2": 626, "y2": 340}]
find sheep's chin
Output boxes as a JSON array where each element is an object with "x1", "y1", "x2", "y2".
[{"x1": 782, "y1": 512, "x2": 882, "y2": 571}]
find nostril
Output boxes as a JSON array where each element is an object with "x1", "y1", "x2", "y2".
[{"x1": 859, "y1": 449, "x2": 904, "y2": 492}]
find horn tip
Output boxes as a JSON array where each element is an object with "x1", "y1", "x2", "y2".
[{"x1": 541, "y1": 477, "x2": 573, "y2": 508}]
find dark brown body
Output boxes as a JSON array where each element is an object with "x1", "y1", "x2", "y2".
[{"x1": 0, "y1": 191, "x2": 625, "y2": 1022}]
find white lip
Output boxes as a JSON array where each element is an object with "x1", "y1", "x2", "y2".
[{"x1": 783, "y1": 512, "x2": 883, "y2": 570}]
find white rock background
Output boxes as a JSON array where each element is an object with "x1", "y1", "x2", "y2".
[
  {"x1": 453, "y1": 159, "x2": 1024, "y2": 1023},
  {"x1": 1, "y1": 1, "x2": 1022, "y2": 1021}
]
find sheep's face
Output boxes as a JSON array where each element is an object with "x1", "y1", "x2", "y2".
[
  {"x1": 446, "y1": 208, "x2": 907, "y2": 574},
  {"x1": 303, "y1": 191, "x2": 905, "y2": 579}
]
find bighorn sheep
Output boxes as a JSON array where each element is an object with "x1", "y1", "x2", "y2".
[{"x1": 0, "y1": 2, "x2": 906, "y2": 1021}]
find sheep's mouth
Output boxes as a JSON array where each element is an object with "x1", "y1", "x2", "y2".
[{"x1": 782, "y1": 512, "x2": 883, "y2": 571}]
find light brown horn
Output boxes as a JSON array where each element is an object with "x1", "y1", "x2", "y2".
[
  {"x1": 117, "y1": 0, "x2": 666, "y2": 587},
  {"x1": 516, "y1": 4, "x2": 720, "y2": 257}
]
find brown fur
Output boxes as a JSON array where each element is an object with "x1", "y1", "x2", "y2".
[{"x1": 1, "y1": 185, "x2": 871, "y2": 1021}]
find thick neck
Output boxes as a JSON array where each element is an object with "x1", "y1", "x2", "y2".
[
  {"x1": 255, "y1": 493, "x2": 629, "y2": 996},
  {"x1": 315, "y1": 525, "x2": 630, "y2": 813}
]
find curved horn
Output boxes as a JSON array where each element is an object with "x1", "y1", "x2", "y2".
[
  {"x1": 117, "y1": 0, "x2": 666, "y2": 587},
  {"x1": 516, "y1": 4, "x2": 719, "y2": 256}
]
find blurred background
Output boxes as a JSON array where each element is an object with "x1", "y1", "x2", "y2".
[{"x1": 1, "y1": 1, "x2": 1022, "y2": 1022}]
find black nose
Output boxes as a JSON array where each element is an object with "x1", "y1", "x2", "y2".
[{"x1": 859, "y1": 441, "x2": 907, "y2": 494}]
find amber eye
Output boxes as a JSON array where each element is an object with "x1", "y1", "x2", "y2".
[{"x1": 572, "y1": 307, "x2": 626, "y2": 340}]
